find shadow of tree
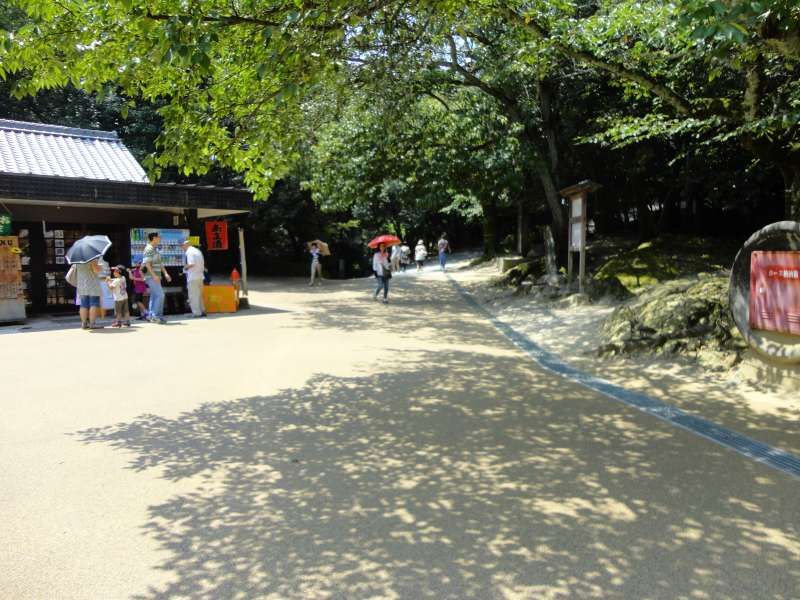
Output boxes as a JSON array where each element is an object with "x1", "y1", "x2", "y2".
[
  {"x1": 260, "y1": 273, "x2": 503, "y2": 348},
  {"x1": 455, "y1": 272, "x2": 800, "y2": 455},
  {"x1": 76, "y1": 350, "x2": 799, "y2": 599}
]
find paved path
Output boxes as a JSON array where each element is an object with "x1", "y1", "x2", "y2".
[{"x1": 1, "y1": 269, "x2": 798, "y2": 599}]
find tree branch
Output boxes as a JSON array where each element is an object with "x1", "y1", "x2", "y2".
[
  {"x1": 743, "y1": 54, "x2": 764, "y2": 122},
  {"x1": 500, "y1": 6, "x2": 694, "y2": 116},
  {"x1": 144, "y1": 12, "x2": 281, "y2": 28},
  {"x1": 424, "y1": 91, "x2": 451, "y2": 111}
]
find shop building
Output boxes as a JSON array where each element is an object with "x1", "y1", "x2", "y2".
[{"x1": 0, "y1": 119, "x2": 252, "y2": 313}]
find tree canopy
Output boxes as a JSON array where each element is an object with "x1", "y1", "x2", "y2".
[{"x1": 1, "y1": 0, "x2": 798, "y2": 258}]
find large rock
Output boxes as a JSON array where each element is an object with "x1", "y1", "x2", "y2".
[
  {"x1": 598, "y1": 272, "x2": 746, "y2": 357},
  {"x1": 496, "y1": 256, "x2": 527, "y2": 273},
  {"x1": 493, "y1": 258, "x2": 547, "y2": 287},
  {"x1": 585, "y1": 276, "x2": 632, "y2": 302}
]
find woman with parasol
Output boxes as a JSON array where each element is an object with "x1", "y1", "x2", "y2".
[
  {"x1": 368, "y1": 235, "x2": 400, "y2": 303},
  {"x1": 307, "y1": 240, "x2": 329, "y2": 286},
  {"x1": 66, "y1": 235, "x2": 112, "y2": 330}
]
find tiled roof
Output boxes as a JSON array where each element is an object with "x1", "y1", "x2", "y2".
[{"x1": 0, "y1": 119, "x2": 148, "y2": 183}]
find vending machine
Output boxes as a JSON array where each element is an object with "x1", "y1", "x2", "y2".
[{"x1": 130, "y1": 227, "x2": 190, "y2": 267}]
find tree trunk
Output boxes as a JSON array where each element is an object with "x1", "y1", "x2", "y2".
[
  {"x1": 533, "y1": 159, "x2": 566, "y2": 253},
  {"x1": 541, "y1": 225, "x2": 559, "y2": 282},
  {"x1": 481, "y1": 199, "x2": 498, "y2": 258},
  {"x1": 635, "y1": 184, "x2": 655, "y2": 241},
  {"x1": 537, "y1": 79, "x2": 559, "y2": 183},
  {"x1": 780, "y1": 164, "x2": 800, "y2": 220},
  {"x1": 516, "y1": 196, "x2": 531, "y2": 255}
]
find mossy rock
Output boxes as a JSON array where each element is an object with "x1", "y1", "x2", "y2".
[
  {"x1": 585, "y1": 276, "x2": 632, "y2": 301},
  {"x1": 598, "y1": 272, "x2": 746, "y2": 357},
  {"x1": 593, "y1": 235, "x2": 739, "y2": 292}
]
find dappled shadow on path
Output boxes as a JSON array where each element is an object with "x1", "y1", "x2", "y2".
[
  {"x1": 456, "y1": 272, "x2": 800, "y2": 455},
  {"x1": 274, "y1": 273, "x2": 506, "y2": 347},
  {"x1": 76, "y1": 350, "x2": 799, "y2": 599}
]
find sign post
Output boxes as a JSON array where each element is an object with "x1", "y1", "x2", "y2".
[
  {"x1": 238, "y1": 227, "x2": 248, "y2": 298},
  {"x1": 729, "y1": 221, "x2": 800, "y2": 364},
  {"x1": 560, "y1": 181, "x2": 600, "y2": 293}
]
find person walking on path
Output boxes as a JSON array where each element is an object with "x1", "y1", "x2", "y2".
[
  {"x1": 180, "y1": 239, "x2": 206, "y2": 317},
  {"x1": 414, "y1": 239, "x2": 427, "y2": 271},
  {"x1": 399, "y1": 243, "x2": 411, "y2": 272},
  {"x1": 390, "y1": 244, "x2": 402, "y2": 273},
  {"x1": 142, "y1": 232, "x2": 171, "y2": 324},
  {"x1": 372, "y1": 243, "x2": 391, "y2": 303},
  {"x1": 75, "y1": 258, "x2": 102, "y2": 329},
  {"x1": 128, "y1": 263, "x2": 149, "y2": 320},
  {"x1": 107, "y1": 265, "x2": 131, "y2": 327},
  {"x1": 309, "y1": 242, "x2": 323, "y2": 286},
  {"x1": 437, "y1": 233, "x2": 450, "y2": 271}
]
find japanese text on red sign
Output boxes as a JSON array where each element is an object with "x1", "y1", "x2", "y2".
[{"x1": 766, "y1": 267, "x2": 800, "y2": 281}]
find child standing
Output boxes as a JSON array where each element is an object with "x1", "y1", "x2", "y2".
[
  {"x1": 128, "y1": 263, "x2": 149, "y2": 320},
  {"x1": 107, "y1": 265, "x2": 131, "y2": 327}
]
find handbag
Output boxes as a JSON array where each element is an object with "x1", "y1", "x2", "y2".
[{"x1": 65, "y1": 264, "x2": 78, "y2": 287}]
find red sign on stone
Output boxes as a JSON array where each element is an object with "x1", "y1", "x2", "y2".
[
  {"x1": 205, "y1": 220, "x2": 228, "y2": 251},
  {"x1": 749, "y1": 251, "x2": 800, "y2": 336}
]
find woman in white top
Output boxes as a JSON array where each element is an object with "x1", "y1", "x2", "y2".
[
  {"x1": 372, "y1": 244, "x2": 391, "y2": 303},
  {"x1": 414, "y1": 240, "x2": 427, "y2": 271}
]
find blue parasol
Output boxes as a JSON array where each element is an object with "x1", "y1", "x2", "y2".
[{"x1": 65, "y1": 235, "x2": 112, "y2": 265}]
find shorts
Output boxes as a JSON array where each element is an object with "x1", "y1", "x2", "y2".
[
  {"x1": 132, "y1": 291, "x2": 146, "y2": 303},
  {"x1": 79, "y1": 295, "x2": 101, "y2": 309},
  {"x1": 114, "y1": 299, "x2": 130, "y2": 320}
]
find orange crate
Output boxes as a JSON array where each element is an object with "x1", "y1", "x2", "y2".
[{"x1": 202, "y1": 284, "x2": 239, "y2": 313}]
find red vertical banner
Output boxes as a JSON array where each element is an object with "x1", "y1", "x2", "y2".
[{"x1": 205, "y1": 220, "x2": 229, "y2": 251}]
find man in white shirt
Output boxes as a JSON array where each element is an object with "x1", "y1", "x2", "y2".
[{"x1": 180, "y1": 239, "x2": 206, "y2": 317}]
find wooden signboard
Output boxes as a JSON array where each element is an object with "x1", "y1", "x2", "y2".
[
  {"x1": 0, "y1": 236, "x2": 23, "y2": 300},
  {"x1": 0, "y1": 235, "x2": 25, "y2": 321},
  {"x1": 205, "y1": 221, "x2": 229, "y2": 251},
  {"x1": 560, "y1": 181, "x2": 600, "y2": 293}
]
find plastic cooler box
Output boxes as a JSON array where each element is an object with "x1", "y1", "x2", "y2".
[
  {"x1": 202, "y1": 284, "x2": 239, "y2": 313},
  {"x1": 749, "y1": 251, "x2": 800, "y2": 335}
]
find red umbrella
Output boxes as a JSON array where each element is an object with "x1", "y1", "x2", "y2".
[{"x1": 367, "y1": 234, "x2": 401, "y2": 249}]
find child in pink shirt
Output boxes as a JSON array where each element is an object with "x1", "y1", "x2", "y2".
[{"x1": 128, "y1": 264, "x2": 149, "y2": 320}]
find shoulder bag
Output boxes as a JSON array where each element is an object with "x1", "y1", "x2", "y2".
[{"x1": 65, "y1": 264, "x2": 78, "y2": 287}]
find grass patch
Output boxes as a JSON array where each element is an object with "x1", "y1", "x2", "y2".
[{"x1": 593, "y1": 235, "x2": 738, "y2": 292}]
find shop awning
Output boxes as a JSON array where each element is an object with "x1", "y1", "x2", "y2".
[{"x1": 0, "y1": 172, "x2": 253, "y2": 214}]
